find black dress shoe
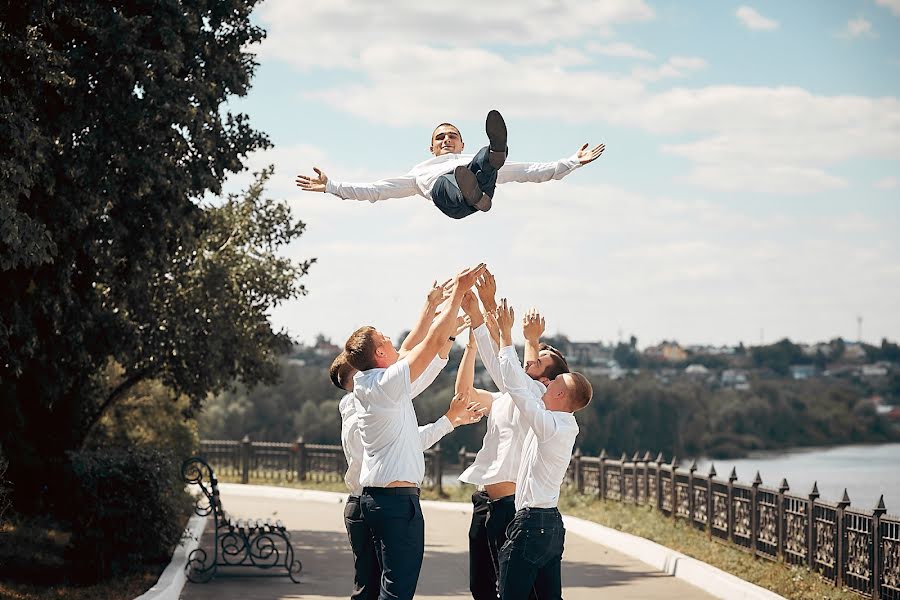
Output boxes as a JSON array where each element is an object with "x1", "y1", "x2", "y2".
[
  {"x1": 455, "y1": 166, "x2": 493, "y2": 212},
  {"x1": 485, "y1": 110, "x2": 507, "y2": 167}
]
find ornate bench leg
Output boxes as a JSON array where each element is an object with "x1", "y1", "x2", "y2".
[{"x1": 185, "y1": 547, "x2": 217, "y2": 583}]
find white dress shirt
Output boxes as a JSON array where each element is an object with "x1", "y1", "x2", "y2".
[
  {"x1": 458, "y1": 324, "x2": 541, "y2": 486},
  {"x1": 354, "y1": 355, "x2": 452, "y2": 487},
  {"x1": 341, "y1": 355, "x2": 450, "y2": 493},
  {"x1": 325, "y1": 152, "x2": 582, "y2": 203},
  {"x1": 499, "y1": 345, "x2": 579, "y2": 511}
]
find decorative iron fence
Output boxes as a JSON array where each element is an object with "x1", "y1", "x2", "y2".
[
  {"x1": 199, "y1": 436, "x2": 445, "y2": 494},
  {"x1": 202, "y1": 438, "x2": 900, "y2": 599}
]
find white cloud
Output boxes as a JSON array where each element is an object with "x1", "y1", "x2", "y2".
[
  {"x1": 875, "y1": 0, "x2": 900, "y2": 16},
  {"x1": 876, "y1": 175, "x2": 898, "y2": 189},
  {"x1": 630, "y1": 56, "x2": 707, "y2": 82},
  {"x1": 839, "y1": 17, "x2": 876, "y2": 38},
  {"x1": 736, "y1": 6, "x2": 779, "y2": 31},
  {"x1": 256, "y1": 0, "x2": 654, "y2": 70},
  {"x1": 588, "y1": 41, "x2": 655, "y2": 60}
]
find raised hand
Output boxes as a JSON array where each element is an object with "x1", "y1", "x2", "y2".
[
  {"x1": 522, "y1": 307, "x2": 546, "y2": 342},
  {"x1": 295, "y1": 167, "x2": 329, "y2": 192},
  {"x1": 474, "y1": 268, "x2": 497, "y2": 312},
  {"x1": 575, "y1": 143, "x2": 605, "y2": 166},
  {"x1": 455, "y1": 263, "x2": 487, "y2": 293},
  {"x1": 427, "y1": 279, "x2": 452, "y2": 307},
  {"x1": 445, "y1": 391, "x2": 487, "y2": 427},
  {"x1": 484, "y1": 310, "x2": 501, "y2": 349},
  {"x1": 454, "y1": 315, "x2": 471, "y2": 339},
  {"x1": 497, "y1": 297, "x2": 515, "y2": 345},
  {"x1": 461, "y1": 290, "x2": 480, "y2": 318}
]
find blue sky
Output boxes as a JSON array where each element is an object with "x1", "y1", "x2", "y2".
[{"x1": 222, "y1": 0, "x2": 900, "y2": 349}]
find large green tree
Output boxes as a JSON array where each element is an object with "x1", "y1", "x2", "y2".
[{"x1": 0, "y1": 1, "x2": 310, "y2": 514}]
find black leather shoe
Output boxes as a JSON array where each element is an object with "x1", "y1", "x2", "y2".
[
  {"x1": 455, "y1": 166, "x2": 492, "y2": 212},
  {"x1": 485, "y1": 109, "x2": 507, "y2": 154}
]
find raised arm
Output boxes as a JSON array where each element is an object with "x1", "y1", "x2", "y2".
[
  {"x1": 295, "y1": 166, "x2": 418, "y2": 202},
  {"x1": 400, "y1": 280, "x2": 450, "y2": 357},
  {"x1": 405, "y1": 263, "x2": 486, "y2": 383},
  {"x1": 419, "y1": 391, "x2": 486, "y2": 449},
  {"x1": 410, "y1": 316, "x2": 465, "y2": 399},
  {"x1": 455, "y1": 326, "x2": 496, "y2": 414},
  {"x1": 523, "y1": 307, "x2": 545, "y2": 366},
  {"x1": 495, "y1": 143, "x2": 604, "y2": 185},
  {"x1": 497, "y1": 298, "x2": 560, "y2": 441}
]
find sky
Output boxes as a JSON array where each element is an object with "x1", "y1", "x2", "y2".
[{"x1": 220, "y1": 0, "x2": 900, "y2": 349}]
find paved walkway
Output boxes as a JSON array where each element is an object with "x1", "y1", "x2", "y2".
[{"x1": 180, "y1": 486, "x2": 716, "y2": 600}]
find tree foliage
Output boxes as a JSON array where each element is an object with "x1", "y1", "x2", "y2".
[{"x1": 0, "y1": 1, "x2": 313, "y2": 513}]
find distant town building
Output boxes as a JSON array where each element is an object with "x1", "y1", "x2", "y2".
[
  {"x1": 861, "y1": 364, "x2": 889, "y2": 377},
  {"x1": 790, "y1": 364, "x2": 817, "y2": 380},
  {"x1": 843, "y1": 342, "x2": 867, "y2": 361},
  {"x1": 644, "y1": 341, "x2": 688, "y2": 362},
  {"x1": 567, "y1": 341, "x2": 615, "y2": 365},
  {"x1": 685, "y1": 364, "x2": 710, "y2": 376},
  {"x1": 721, "y1": 369, "x2": 751, "y2": 391}
]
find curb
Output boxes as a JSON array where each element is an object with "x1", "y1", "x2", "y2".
[
  {"x1": 133, "y1": 512, "x2": 207, "y2": 600},
  {"x1": 213, "y1": 484, "x2": 785, "y2": 600}
]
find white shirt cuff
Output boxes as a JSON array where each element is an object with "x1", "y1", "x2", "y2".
[{"x1": 435, "y1": 415, "x2": 453, "y2": 434}]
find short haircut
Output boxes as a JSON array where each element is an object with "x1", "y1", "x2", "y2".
[
  {"x1": 344, "y1": 326, "x2": 378, "y2": 372},
  {"x1": 539, "y1": 343, "x2": 570, "y2": 381},
  {"x1": 431, "y1": 122, "x2": 462, "y2": 141},
  {"x1": 567, "y1": 372, "x2": 593, "y2": 411},
  {"x1": 329, "y1": 352, "x2": 356, "y2": 391}
]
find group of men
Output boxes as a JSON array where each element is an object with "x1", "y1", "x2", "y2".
[{"x1": 329, "y1": 265, "x2": 593, "y2": 600}]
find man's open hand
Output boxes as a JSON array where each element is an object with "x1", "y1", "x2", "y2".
[
  {"x1": 576, "y1": 143, "x2": 605, "y2": 166},
  {"x1": 497, "y1": 297, "x2": 515, "y2": 344},
  {"x1": 475, "y1": 268, "x2": 497, "y2": 312},
  {"x1": 295, "y1": 167, "x2": 329, "y2": 192},
  {"x1": 523, "y1": 307, "x2": 545, "y2": 342}
]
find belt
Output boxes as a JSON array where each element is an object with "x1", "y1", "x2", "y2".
[
  {"x1": 363, "y1": 486, "x2": 420, "y2": 496},
  {"x1": 347, "y1": 494, "x2": 361, "y2": 502}
]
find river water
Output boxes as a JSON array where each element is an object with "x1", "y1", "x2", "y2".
[
  {"x1": 443, "y1": 443, "x2": 900, "y2": 514},
  {"x1": 692, "y1": 442, "x2": 900, "y2": 513}
]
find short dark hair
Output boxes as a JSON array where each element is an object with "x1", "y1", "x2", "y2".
[
  {"x1": 431, "y1": 122, "x2": 462, "y2": 141},
  {"x1": 567, "y1": 372, "x2": 593, "y2": 411},
  {"x1": 539, "y1": 343, "x2": 569, "y2": 381},
  {"x1": 329, "y1": 352, "x2": 356, "y2": 391},
  {"x1": 344, "y1": 326, "x2": 378, "y2": 372}
]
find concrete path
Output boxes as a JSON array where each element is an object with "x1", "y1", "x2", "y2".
[{"x1": 180, "y1": 486, "x2": 716, "y2": 600}]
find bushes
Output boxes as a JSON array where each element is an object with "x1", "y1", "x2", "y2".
[{"x1": 66, "y1": 446, "x2": 191, "y2": 582}]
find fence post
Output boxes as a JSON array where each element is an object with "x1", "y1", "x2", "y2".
[
  {"x1": 433, "y1": 443, "x2": 443, "y2": 495},
  {"x1": 573, "y1": 448, "x2": 584, "y2": 493},
  {"x1": 632, "y1": 452, "x2": 641, "y2": 504},
  {"x1": 598, "y1": 449, "x2": 607, "y2": 500},
  {"x1": 642, "y1": 451, "x2": 653, "y2": 506},
  {"x1": 670, "y1": 456, "x2": 679, "y2": 523},
  {"x1": 240, "y1": 435, "x2": 251, "y2": 484},
  {"x1": 688, "y1": 459, "x2": 697, "y2": 522},
  {"x1": 836, "y1": 489, "x2": 851, "y2": 589},
  {"x1": 458, "y1": 446, "x2": 468, "y2": 473},
  {"x1": 808, "y1": 482, "x2": 820, "y2": 571},
  {"x1": 728, "y1": 467, "x2": 738, "y2": 544},
  {"x1": 655, "y1": 452, "x2": 665, "y2": 511},
  {"x1": 777, "y1": 478, "x2": 789, "y2": 561},
  {"x1": 707, "y1": 464, "x2": 716, "y2": 539},
  {"x1": 295, "y1": 435, "x2": 306, "y2": 482},
  {"x1": 751, "y1": 471, "x2": 762, "y2": 558},
  {"x1": 873, "y1": 495, "x2": 886, "y2": 600}
]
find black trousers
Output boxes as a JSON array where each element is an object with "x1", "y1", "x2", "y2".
[
  {"x1": 498, "y1": 508, "x2": 566, "y2": 600},
  {"x1": 431, "y1": 145, "x2": 506, "y2": 220},
  {"x1": 344, "y1": 495, "x2": 381, "y2": 600},
  {"x1": 360, "y1": 487, "x2": 425, "y2": 600},
  {"x1": 469, "y1": 491, "x2": 536, "y2": 600}
]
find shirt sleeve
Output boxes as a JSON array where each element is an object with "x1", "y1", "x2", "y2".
[
  {"x1": 325, "y1": 174, "x2": 419, "y2": 202},
  {"x1": 473, "y1": 324, "x2": 505, "y2": 392},
  {"x1": 410, "y1": 355, "x2": 448, "y2": 399},
  {"x1": 418, "y1": 415, "x2": 453, "y2": 450},
  {"x1": 495, "y1": 156, "x2": 581, "y2": 185},
  {"x1": 374, "y1": 359, "x2": 412, "y2": 406},
  {"x1": 499, "y1": 345, "x2": 560, "y2": 442}
]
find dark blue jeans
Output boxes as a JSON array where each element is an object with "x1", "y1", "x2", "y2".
[
  {"x1": 360, "y1": 488, "x2": 424, "y2": 600},
  {"x1": 344, "y1": 495, "x2": 381, "y2": 600},
  {"x1": 498, "y1": 508, "x2": 565, "y2": 600},
  {"x1": 431, "y1": 145, "x2": 506, "y2": 219}
]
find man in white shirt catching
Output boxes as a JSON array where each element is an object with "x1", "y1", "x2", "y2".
[
  {"x1": 343, "y1": 263, "x2": 486, "y2": 600},
  {"x1": 295, "y1": 110, "x2": 605, "y2": 220},
  {"x1": 330, "y1": 347, "x2": 484, "y2": 600},
  {"x1": 455, "y1": 275, "x2": 570, "y2": 600},
  {"x1": 495, "y1": 299, "x2": 593, "y2": 600}
]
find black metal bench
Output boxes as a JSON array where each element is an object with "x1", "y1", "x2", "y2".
[{"x1": 181, "y1": 456, "x2": 302, "y2": 583}]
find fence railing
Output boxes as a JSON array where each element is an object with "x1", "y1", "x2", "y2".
[
  {"x1": 201, "y1": 438, "x2": 900, "y2": 600},
  {"x1": 199, "y1": 436, "x2": 444, "y2": 493}
]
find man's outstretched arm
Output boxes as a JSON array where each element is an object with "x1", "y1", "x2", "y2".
[
  {"x1": 295, "y1": 166, "x2": 418, "y2": 202},
  {"x1": 495, "y1": 143, "x2": 605, "y2": 185}
]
